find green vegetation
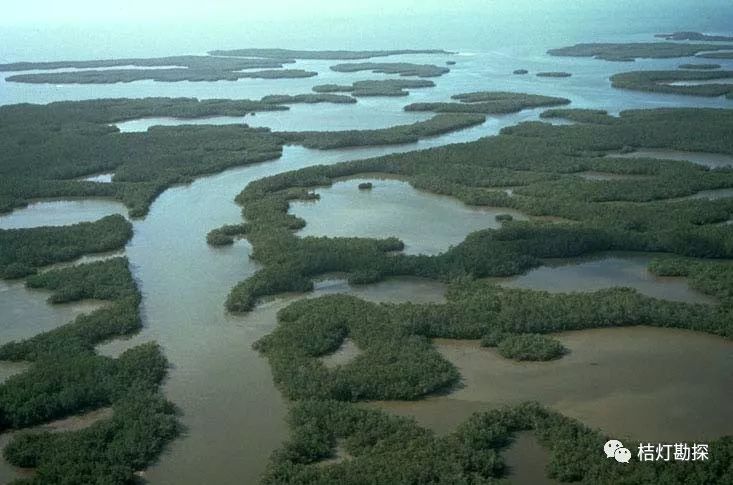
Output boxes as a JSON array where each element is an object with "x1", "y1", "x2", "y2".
[
  {"x1": 610, "y1": 70, "x2": 733, "y2": 98},
  {"x1": 265, "y1": 400, "x2": 732, "y2": 484},
  {"x1": 254, "y1": 295, "x2": 458, "y2": 401},
  {"x1": 217, "y1": 108, "x2": 733, "y2": 316},
  {"x1": 513, "y1": 69, "x2": 528, "y2": 75},
  {"x1": 548, "y1": 42, "x2": 733, "y2": 61},
  {"x1": 0, "y1": 215, "x2": 132, "y2": 278},
  {"x1": 255, "y1": 277, "x2": 732, "y2": 401},
  {"x1": 537, "y1": 71, "x2": 572, "y2": 78},
  {"x1": 260, "y1": 93, "x2": 356, "y2": 104},
  {"x1": 404, "y1": 91, "x2": 570, "y2": 114},
  {"x1": 697, "y1": 51, "x2": 733, "y2": 60},
  {"x1": 0, "y1": 55, "x2": 289, "y2": 72},
  {"x1": 278, "y1": 113, "x2": 486, "y2": 149},
  {"x1": 679, "y1": 63, "x2": 722, "y2": 70},
  {"x1": 6, "y1": 68, "x2": 318, "y2": 84},
  {"x1": 330, "y1": 62, "x2": 450, "y2": 77},
  {"x1": 358, "y1": 182, "x2": 373, "y2": 190},
  {"x1": 208, "y1": 48, "x2": 451, "y2": 60},
  {"x1": 495, "y1": 213, "x2": 513, "y2": 222},
  {"x1": 0, "y1": 97, "x2": 491, "y2": 218},
  {"x1": 649, "y1": 256, "x2": 733, "y2": 306},
  {"x1": 494, "y1": 333, "x2": 566, "y2": 361},
  {"x1": 0, "y1": 257, "x2": 179, "y2": 483},
  {"x1": 656, "y1": 31, "x2": 733, "y2": 41},
  {"x1": 312, "y1": 79, "x2": 435, "y2": 97},
  {"x1": 5, "y1": 390, "x2": 178, "y2": 485}
]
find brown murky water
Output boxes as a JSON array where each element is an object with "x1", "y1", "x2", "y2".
[{"x1": 376, "y1": 328, "x2": 733, "y2": 443}]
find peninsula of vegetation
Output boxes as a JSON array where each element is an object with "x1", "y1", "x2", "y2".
[
  {"x1": 0, "y1": 255, "x2": 179, "y2": 483},
  {"x1": 655, "y1": 31, "x2": 733, "y2": 42},
  {"x1": 1, "y1": 49, "x2": 456, "y2": 84},
  {"x1": 5, "y1": 68, "x2": 318, "y2": 84},
  {"x1": 329, "y1": 62, "x2": 450, "y2": 77},
  {"x1": 216, "y1": 107, "x2": 733, "y2": 327},
  {"x1": 0, "y1": 96, "x2": 488, "y2": 218},
  {"x1": 610, "y1": 70, "x2": 733, "y2": 98},
  {"x1": 404, "y1": 91, "x2": 570, "y2": 114},
  {"x1": 210, "y1": 106, "x2": 733, "y2": 484},
  {"x1": 312, "y1": 79, "x2": 435, "y2": 96},
  {"x1": 548, "y1": 42, "x2": 733, "y2": 61},
  {"x1": 0, "y1": 55, "x2": 290, "y2": 72},
  {"x1": 679, "y1": 63, "x2": 722, "y2": 70},
  {"x1": 207, "y1": 48, "x2": 452, "y2": 60}
]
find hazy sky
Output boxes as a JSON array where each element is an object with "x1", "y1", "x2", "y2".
[
  {"x1": 1, "y1": 0, "x2": 730, "y2": 61},
  {"x1": 3, "y1": 0, "x2": 730, "y2": 26},
  {"x1": 3, "y1": 0, "x2": 478, "y2": 23}
]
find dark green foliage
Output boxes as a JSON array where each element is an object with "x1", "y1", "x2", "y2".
[
  {"x1": 656, "y1": 31, "x2": 733, "y2": 42},
  {"x1": 4, "y1": 390, "x2": 178, "y2": 485},
  {"x1": 0, "y1": 215, "x2": 132, "y2": 278},
  {"x1": 536, "y1": 71, "x2": 572, "y2": 78},
  {"x1": 649, "y1": 257, "x2": 733, "y2": 306},
  {"x1": 279, "y1": 114, "x2": 486, "y2": 149},
  {"x1": 206, "y1": 223, "x2": 251, "y2": 246},
  {"x1": 255, "y1": 276, "x2": 729, "y2": 403},
  {"x1": 6, "y1": 68, "x2": 317, "y2": 84},
  {"x1": 260, "y1": 94, "x2": 356, "y2": 104},
  {"x1": 263, "y1": 399, "x2": 509, "y2": 484},
  {"x1": 679, "y1": 63, "x2": 722, "y2": 70},
  {"x1": 540, "y1": 108, "x2": 619, "y2": 124},
  {"x1": 0, "y1": 55, "x2": 289, "y2": 72},
  {"x1": 0, "y1": 98, "x2": 287, "y2": 216},
  {"x1": 1, "y1": 97, "x2": 486, "y2": 217},
  {"x1": 266, "y1": 400, "x2": 733, "y2": 484},
  {"x1": 697, "y1": 52, "x2": 733, "y2": 60},
  {"x1": 0, "y1": 256, "x2": 179, "y2": 483},
  {"x1": 495, "y1": 334, "x2": 566, "y2": 361},
  {"x1": 610, "y1": 70, "x2": 733, "y2": 98},
  {"x1": 513, "y1": 69, "x2": 528, "y2": 74},
  {"x1": 208, "y1": 48, "x2": 451, "y2": 60},
  {"x1": 219, "y1": 108, "x2": 733, "y2": 315},
  {"x1": 547, "y1": 42, "x2": 733, "y2": 61},
  {"x1": 312, "y1": 79, "x2": 435, "y2": 97},
  {"x1": 255, "y1": 295, "x2": 458, "y2": 401},
  {"x1": 404, "y1": 91, "x2": 570, "y2": 114},
  {"x1": 330, "y1": 62, "x2": 450, "y2": 78}
]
